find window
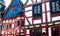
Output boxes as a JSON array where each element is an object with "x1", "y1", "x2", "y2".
[
  {"x1": 32, "y1": 3, "x2": 42, "y2": 18},
  {"x1": 50, "y1": 0, "x2": 60, "y2": 14},
  {"x1": 17, "y1": 21, "x2": 24, "y2": 26},
  {"x1": 21, "y1": 20, "x2": 24, "y2": 26},
  {"x1": 51, "y1": 2, "x2": 55, "y2": 12},
  {"x1": 38, "y1": 5, "x2": 41, "y2": 13},
  {"x1": 10, "y1": 24, "x2": 11, "y2": 28},
  {"x1": 12, "y1": 8, "x2": 17, "y2": 12},
  {"x1": 7, "y1": 25, "x2": 8, "y2": 29},
  {"x1": 56, "y1": 1, "x2": 60, "y2": 11},
  {"x1": 52, "y1": 27, "x2": 59, "y2": 36},
  {"x1": 14, "y1": 7, "x2": 17, "y2": 11},
  {"x1": 12, "y1": 9, "x2": 15, "y2": 12},
  {"x1": 17, "y1": 21, "x2": 20, "y2": 26}
]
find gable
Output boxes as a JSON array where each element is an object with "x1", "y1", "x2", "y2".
[
  {"x1": 10, "y1": 0, "x2": 24, "y2": 7},
  {"x1": 4, "y1": 0, "x2": 24, "y2": 19},
  {"x1": 5, "y1": 7, "x2": 23, "y2": 18}
]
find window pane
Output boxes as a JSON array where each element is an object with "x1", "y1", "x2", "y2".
[
  {"x1": 37, "y1": 4, "x2": 42, "y2": 17},
  {"x1": 38, "y1": 5, "x2": 40, "y2": 14},
  {"x1": 17, "y1": 21, "x2": 20, "y2": 26},
  {"x1": 21, "y1": 21, "x2": 24, "y2": 26},
  {"x1": 34, "y1": 6, "x2": 37, "y2": 14},
  {"x1": 51, "y1": 2, "x2": 55, "y2": 12},
  {"x1": 56, "y1": 1, "x2": 60, "y2": 11}
]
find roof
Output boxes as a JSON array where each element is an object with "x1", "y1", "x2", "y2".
[
  {"x1": 10, "y1": 0, "x2": 24, "y2": 6},
  {"x1": 3, "y1": 0, "x2": 24, "y2": 19},
  {"x1": 5, "y1": 7, "x2": 23, "y2": 18}
]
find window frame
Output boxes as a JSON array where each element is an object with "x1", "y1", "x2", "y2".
[
  {"x1": 21, "y1": 20, "x2": 24, "y2": 26},
  {"x1": 50, "y1": 0, "x2": 60, "y2": 14},
  {"x1": 17, "y1": 21, "x2": 20, "y2": 26},
  {"x1": 32, "y1": 3, "x2": 42, "y2": 18}
]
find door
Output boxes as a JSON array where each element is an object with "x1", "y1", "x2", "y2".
[
  {"x1": 52, "y1": 27, "x2": 59, "y2": 36},
  {"x1": 35, "y1": 29, "x2": 41, "y2": 36},
  {"x1": 30, "y1": 29, "x2": 41, "y2": 36},
  {"x1": 30, "y1": 30, "x2": 35, "y2": 36}
]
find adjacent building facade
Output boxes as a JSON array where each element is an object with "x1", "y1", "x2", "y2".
[{"x1": 1, "y1": 0, "x2": 60, "y2": 36}]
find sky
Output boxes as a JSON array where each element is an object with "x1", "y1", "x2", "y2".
[
  {"x1": 4, "y1": 0, "x2": 26, "y2": 9},
  {"x1": 4, "y1": 0, "x2": 12, "y2": 9}
]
